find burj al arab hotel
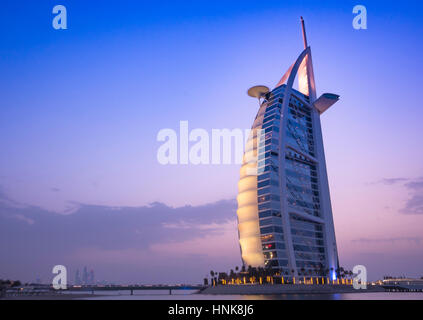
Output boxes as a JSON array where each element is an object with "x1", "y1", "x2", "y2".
[{"x1": 237, "y1": 18, "x2": 340, "y2": 279}]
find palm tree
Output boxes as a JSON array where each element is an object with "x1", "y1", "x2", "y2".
[
  {"x1": 12, "y1": 280, "x2": 21, "y2": 287},
  {"x1": 210, "y1": 271, "x2": 216, "y2": 286},
  {"x1": 229, "y1": 269, "x2": 235, "y2": 283},
  {"x1": 339, "y1": 267, "x2": 345, "y2": 279}
]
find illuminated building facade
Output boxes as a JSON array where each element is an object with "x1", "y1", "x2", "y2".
[{"x1": 237, "y1": 18, "x2": 340, "y2": 279}]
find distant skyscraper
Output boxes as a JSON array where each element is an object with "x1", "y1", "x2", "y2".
[
  {"x1": 237, "y1": 18, "x2": 340, "y2": 279},
  {"x1": 89, "y1": 269, "x2": 95, "y2": 285},
  {"x1": 82, "y1": 266, "x2": 88, "y2": 285},
  {"x1": 75, "y1": 269, "x2": 81, "y2": 285}
]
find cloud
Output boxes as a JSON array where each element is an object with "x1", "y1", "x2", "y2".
[
  {"x1": 0, "y1": 191, "x2": 239, "y2": 284},
  {"x1": 402, "y1": 194, "x2": 423, "y2": 215},
  {"x1": 378, "y1": 178, "x2": 409, "y2": 185},
  {"x1": 351, "y1": 237, "x2": 422, "y2": 245},
  {"x1": 372, "y1": 176, "x2": 423, "y2": 215},
  {"x1": 13, "y1": 214, "x2": 35, "y2": 225},
  {"x1": 151, "y1": 220, "x2": 238, "y2": 257},
  {"x1": 404, "y1": 177, "x2": 423, "y2": 191},
  {"x1": 401, "y1": 177, "x2": 423, "y2": 214},
  {"x1": 162, "y1": 220, "x2": 234, "y2": 233},
  {"x1": 0, "y1": 186, "x2": 25, "y2": 208}
]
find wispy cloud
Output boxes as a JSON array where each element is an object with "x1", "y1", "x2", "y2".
[
  {"x1": 162, "y1": 219, "x2": 235, "y2": 232},
  {"x1": 372, "y1": 176, "x2": 423, "y2": 215},
  {"x1": 13, "y1": 214, "x2": 35, "y2": 225},
  {"x1": 401, "y1": 177, "x2": 423, "y2": 214},
  {"x1": 373, "y1": 178, "x2": 409, "y2": 185},
  {"x1": 402, "y1": 194, "x2": 423, "y2": 215},
  {"x1": 404, "y1": 178, "x2": 423, "y2": 191},
  {"x1": 351, "y1": 237, "x2": 422, "y2": 245}
]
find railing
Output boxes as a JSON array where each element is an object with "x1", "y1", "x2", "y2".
[{"x1": 212, "y1": 277, "x2": 354, "y2": 287}]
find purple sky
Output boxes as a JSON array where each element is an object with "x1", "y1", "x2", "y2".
[{"x1": 1, "y1": 0, "x2": 423, "y2": 283}]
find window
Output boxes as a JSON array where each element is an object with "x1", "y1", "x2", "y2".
[
  {"x1": 262, "y1": 242, "x2": 286, "y2": 251},
  {"x1": 258, "y1": 179, "x2": 279, "y2": 188},
  {"x1": 258, "y1": 173, "x2": 270, "y2": 181},
  {"x1": 260, "y1": 226, "x2": 283, "y2": 234},
  {"x1": 258, "y1": 210, "x2": 281, "y2": 219},
  {"x1": 261, "y1": 234, "x2": 284, "y2": 243},
  {"x1": 259, "y1": 217, "x2": 282, "y2": 227},
  {"x1": 258, "y1": 194, "x2": 280, "y2": 203}
]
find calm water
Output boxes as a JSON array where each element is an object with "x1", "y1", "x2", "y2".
[{"x1": 67, "y1": 290, "x2": 423, "y2": 300}]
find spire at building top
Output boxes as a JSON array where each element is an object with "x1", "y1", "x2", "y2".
[{"x1": 300, "y1": 17, "x2": 308, "y2": 49}]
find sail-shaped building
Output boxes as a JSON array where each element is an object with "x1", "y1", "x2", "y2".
[{"x1": 237, "y1": 18, "x2": 340, "y2": 279}]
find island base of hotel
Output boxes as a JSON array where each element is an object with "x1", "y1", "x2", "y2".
[
  {"x1": 201, "y1": 284, "x2": 384, "y2": 295},
  {"x1": 200, "y1": 278, "x2": 423, "y2": 295}
]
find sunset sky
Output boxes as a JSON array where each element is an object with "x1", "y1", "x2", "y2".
[{"x1": 1, "y1": 0, "x2": 423, "y2": 283}]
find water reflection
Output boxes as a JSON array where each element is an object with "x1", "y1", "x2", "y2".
[{"x1": 64, "y1": 290, "x2": 423, "y2": 300}]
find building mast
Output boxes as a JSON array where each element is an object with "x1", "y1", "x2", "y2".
[{"x1": 300, "y1": 16, "x2": 308, "y2": 49}]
